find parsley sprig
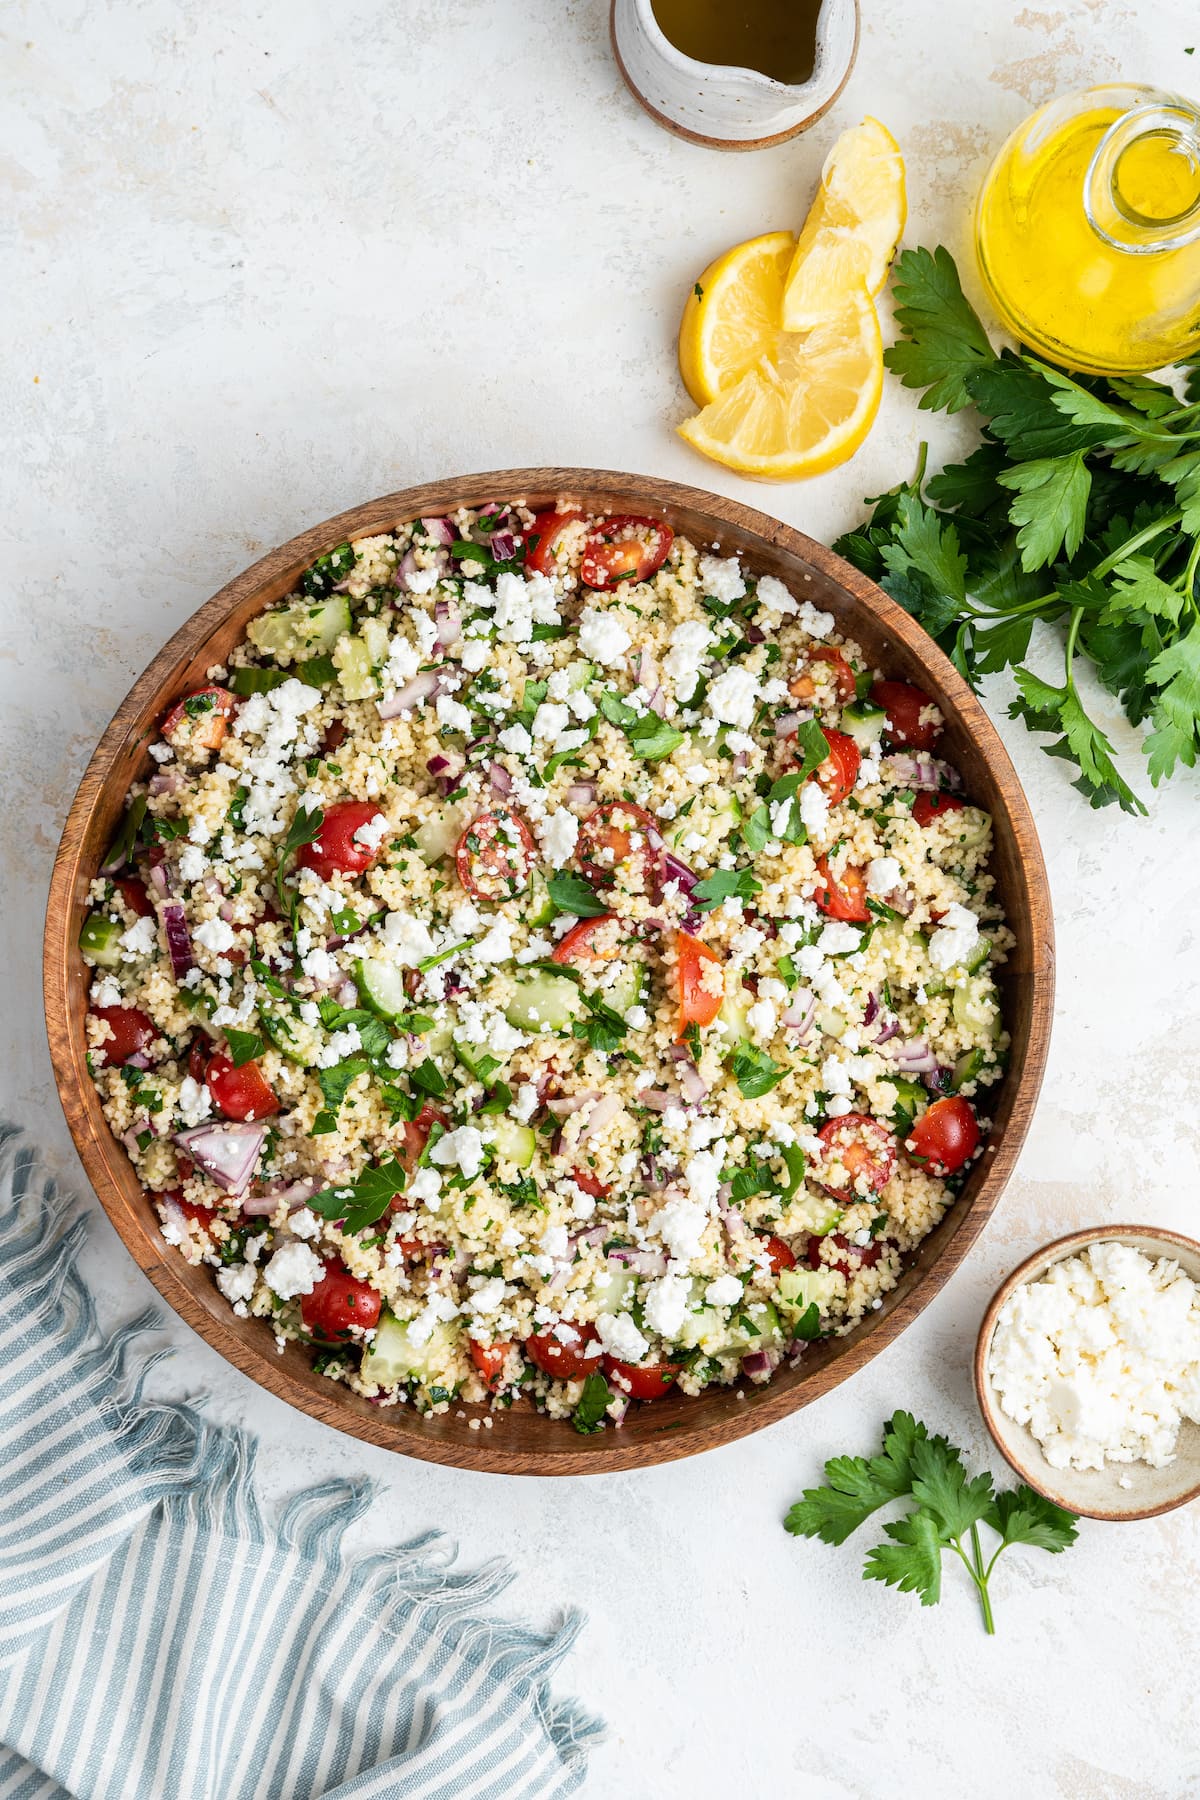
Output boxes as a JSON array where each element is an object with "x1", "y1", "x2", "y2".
[
  {"x1": 785, "y1": 1411, "x2": 1078, "y2": 1634},
  {"x1": 836, "y1": 245, "x2": 1200, "y2": 815}
]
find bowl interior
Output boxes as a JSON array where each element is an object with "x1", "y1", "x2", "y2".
[
  {"x1": 45, "y1": 469, "x2": 1054, "y2": 1474},
  {"x1": 977, "y1": 1228, "x2": 1200, "y2": 1521}
]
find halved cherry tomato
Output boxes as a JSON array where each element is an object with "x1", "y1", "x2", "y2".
[
  {"x1": 602, "y1": 1356, "x2": 681, "y2": 1401},
  {"x1": 808, "y1": 1231, "x2": 885, "y2": 1277},
  {"x1": 905, "y1": 1095, "x2": 979, "y2": 1176},
  {"x1": 297, "y1": 800, "x2": 387, "y2": 883},
  {"x1": 301, "y1": 1260, "x2": 382, "y2": 1337},
  {"x1": 810, "y1": 728, "x2": 861, "y2": 805},
  {"x1": 789, "y1": 645, "x2": 857, "y2": 704},
  {"x1": 91, "y1": 1004, "x2": 157, "y2": 1068},
  {"x1": 571, "y1": 1167, "x2": 611, "y2": 1200},
  {"x1": 551, "y1": 914, "x2": 628, "y2": 965},
  {"x1": 577, "y1": 802, "x2": 661, "y2": 889},
  {"x1": 676, "y1": 931, "x2": 724, "y2": 1039},
  {"x1": 160, "y1": 686, "x2": 236, "y2": 756},
  {"x1": 761, "y1": 1234, "x2": 796, "y2": 1273},
  {"x1": 455, "y1": 806, "x2": 536, "y2": 902},
  {"x1": 206, "y1": 1053, "x2": 279, "y2": 1122},
  {"x1": 870, "y1": 679, "x2": 942, "y2": 752},
  {"x1": 115, "y1": 875, "x2": 154, "y2": 918},
  {"x1": 912, "y1": 790, "x2": 966, "y2": 827},
  {"x1": 812, "y1": 855, "x2": 870, "y2": 923},
  {"x1": 157, "y1": 1188, "x2": 215, "y2": 1227},
  {"x1": 525, "y1": 509, "x2": 586, "y2": 577},
  {"x1": 525, "y1": 1320, "x2": 601, "y2": 1380},
  {"x1": 175, "y1": 1153, "x2": 194, "y2": 1181},
  {"x1": 396, "y1": 1103, "x2": 448, "y2": 1189},
  {"x1": 817, "y1": 1113, "x2": 897, "y2": 1203},
  {"x1": 470, "y1": 1340, "x2": 513, "y2": 1385},
  {"x1": 579, "y1": 515, "x2": 674, "y2": 590}
]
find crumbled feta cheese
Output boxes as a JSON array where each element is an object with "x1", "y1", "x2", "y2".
[
  {"x1": 408, "y1": 1167, "x2": 442, "y2": 1208},
  {"x1": 532, "y1": 701, "x2": 570, "y2": 742},
  {"x1": 430, "y1": 1125, "x2": 485, "y2": 1180},
  {"x1": 799, "y1": 781, "x2": 829, "y2": 838},
  {"x1": 577, "y1": 606, "x2": 631, "y2": 667},
  {"x1": 746, "y1": 998, "x2": 778, "y2": 1041},
  {"x1": 643, "y1": 1274, "x2": 690, "y2": 1339},
  {"x1": 217, "y1": 1264, "x2": 257, "y2": 1308},
  {"x1": 90, "y1": 975, "x2": 123, "y2": 1010},
  {"x1": 818, "y1": 921, "x2": 862, "y2": 955},
  {"x1": 382, "y1": 911, "x2": 437, "y2": 966},
  {"x1": 120, "y1": 915, "x2": 159, "y2": 961},
  {"x1": 753, "y1": 575, "x2": 799, "y2": 620},
  {"x1": 472, "y1": 919, "x2": 513, "y2": 964},
  {"x1": 698, "y1": 554, "x2": 745, "y2": 605},
  {"x1": 497, "y1": 723, "x2": 533, "y2": 758},
  {"x1": 928, "y1": 902, "x2": 981, "y2": 972},
  {"x1": 706, "y1": 1273, "x2": 744, "y2": 1309},
  {"x1": 797, "y1": 599, "x2": 835, "y2": 638},
  {"x1": 656, "y1": 1194, "x2": 709, "y2": 1261},
  {"x1": 537, "y1": 808, "x2": 579, "y2": 869},
  {"x1": 820, "y1": 1055, "x2": 853, "y2": 1097},
  {"x1": 663, "y1": 619, "x2": 713, "y2": 703},
  {"x1": 435, "y1": 696, "x2": 471, "y2": 735},
  {"x1": 467, "y1": 1277, "x2": 508, "y2": 1316},
  {"x1": 177, "y1": 1075, "x2": 212, "y2": 1128},
  {"x1": 597, "y1": 1311, "x2": 649, "y2": 1364},
  {"x1": 511, "y1": 1082, "x2": 540, "y2": 1124},
  {"x1": 178, "y1": 844, "x2": 209, "y2": 884},
  {"x1": 866, "y1": 856, "x2": 902, "y2": 896},
  {"x1": 705, "y1": 666, "x2": 759, "y2": 730},
  {"x1": 263, "y1": 1240, "x2": 323, "y2": 1301}
]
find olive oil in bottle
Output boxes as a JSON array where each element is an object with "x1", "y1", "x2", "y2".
[{"x1": 650, "y1": 0, "x2": 822, "y2": 85}]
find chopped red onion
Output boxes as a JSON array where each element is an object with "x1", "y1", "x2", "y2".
[
  {"x1": 781, "y1": 996, "x2": 817, "y2": 1038},
  {"x1": 434, "y1": 598, "x2": 462, "y2": 650},
  {"x1": 425, "y1": 751, "x2": 465, "y2": 796},
  {"x1": 883, "y1": 754, "x2": 942, "y2": 790},
  {"x1": 742, "y1": 1348, "x2": 781, "y2": 1380},
  {"x1": 638, "y1": 1088, "x2": 676, "y2": 1112},
  {"x1": 174, "y1": 1121, "x2": 266, "y2": 1193},
  {"x1": 242, "y1": 1176, "x2": 322, "y2": 1216},
  {"x1": 924, "y1": 1066, "x2": 953, "y2": 1093},
  {"x1": 123, "y1": 1050, "x2": 153, "y2": 1071},
  {"x1": 607, "y1": 1248, "x2": 668, "y2": 1277},
  {"x1": 378, "y1": 669, "x2": 444, "y2": 719},
  {"x1": 147, "y1": 862, "x2": 169, "y2": 896},
  {"x1": 565, "y1": 781, "x2": 597, "y2": 807},
  {"x1": 773, "y1": 711, "x2": 805, "y2": 738},
  {"x1": 569, "y1": 1225, "x2": 609, "y2": 1253},
  {"x1": 488, "y1": 761, "x2": 513, "y2": 796},
  {"x1": 863, "y1": 991, "x2": 880, "y2": 1028},
  {"x1": 395, "y1": 546, "x2": 450, "y2": 591},
  {"x1": 659, "y1": 852, "x2": 698, "y2": 896},
  {"x1": 419, "y1": 516, "x2": 457, "y2": 546},
  {"x1": 218, "y1": 902, "x2": 236, "y2": 924},
  {"x1": 162, "y1": 899, "x2": 194, "y2": 981},
  {"x1": 489, "y1": 530, "x2": 516, "y2": 562},
  {"x1": 732, "y1": 750, "x2": 749, "y2": 776},
  {"x1": 148, "y1": 769, "x2": 183, "y2": 797},
  {"x1": 547, "y1": 1091, "x2": 603, "y2": 1117},
  {"x1": 677, "y1": 1062, "x2": 708, "y2": 1105},
  {"x1": 745, "y1": 624, "x2": 766, "y2": 645},
  {"x1": 577, "y1": 1093, "x2": 620, "y2": 1142},
  {"x1": 121, "y1": 1119, "x2": 157, "y2": 1155},
  {"x1": 884, "y1": 1038, "x2": 940, "y2": 1074}
]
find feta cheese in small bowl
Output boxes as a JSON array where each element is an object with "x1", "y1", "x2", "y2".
[{"x1": 975, "y1": 1227, "x2": 1200, "y2": 1521}]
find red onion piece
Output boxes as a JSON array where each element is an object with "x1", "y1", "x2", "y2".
[
  {"x1": 607, "y1": 1248, "x2": 668, "y2": 1277},
  {"x1": 732, "y1": 750, "x2": 749, "y2": 776},
  {"x1": 547, "y1": 1091, "x2": 603, "y2": 1117},
  {"x1": 489, "y1": 529, "x2": 516, "y2": 562},
  {"x1": 148, "y1": 769, "x2": 183, "y2": 797},
  {"x1": 577, "y1": 1093, "x2": 620, "y2": 1142},
  {"x1": 148, "y1": 862, "x2": 169, "y2": 896},
  {"x1": 123, "y1": 1050, "x2": 153, "y2": 1071},
  {"x1": 677, "y1": 1062, "x2": 708, "y2": 1105},
  {"x1": 218, "y1": 902, "x2": 236, "y2": 924},
  {"x1": 378, "y1": 669, "x2": 444, "y2": 719},
  {"x1": 488, "y1": 761, "x2": 513, "y2": 796},
  {"x1": 419, "y1": 516, "x2": 457, "y2": 547},
  {"x1": 884, "y1": 1038, "x2": 940, "y2": 1074},
  {"x1": 782, "y1": 996, "x2": 817, "y2": 1038},
  {"x1": 883, "y1": 754, "x2": 942, "y2": 790},
  {"x1": 638, "y1": 1088, "x2": 676, "y2": 1112},
  {"x1": 174, "y1": 1121, "x2": 266, "y2": 1193},
  {"x1": 162, "y1": 899, "x2": 194, "y2": 981},
  {"x1": 565, "y1": 781, "x2": 597, "y2": 807},
  {"x1": 241, "y1": 1176, "x2": 322, "y2": 1216},
  {"x1": 659, "y1": 852, "x2": 698, "y2": 897},
  {"x1": 741, "y1": 1348, "x2": 780, "y2": 1380},
  {"x1": 773, "y1": 711, "x2": 806, "y2": 738},
  {"x1": 434, "y1": 598, "x2": 462, "y2": 649},
  {"x1": 425, "y1": 751, "x2": 465, "y2": 796}
]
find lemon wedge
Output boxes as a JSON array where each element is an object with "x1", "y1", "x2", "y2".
[
  {"x1": 677, "y1": 287, "x2": 883, "y2": 481},
  {"x1": 781, "y1": 117, "x2": 907, "y2": 331},
  {"x1": 678, "y1": 230, "x2": 797, "y2": 408}
]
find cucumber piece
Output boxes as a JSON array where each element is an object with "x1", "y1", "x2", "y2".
[
  {"x1": 228, "y1": 666, "x2": 290, "y2": 696},
  {"x1": 248, "y1": 595, "x2": 352, "y2": 664},
  {"x1": 963, "y1": 934, "x2": 992, "y2": 976},
  {"x1": 673, "y1": 1278, "x2": 726, "y2": 1350},
  {"x1": 815, "y1": 1006, "x2": 848, "y2": 1040},
  {"x1": 566, "y1": 659, "x2": 597, "y2": 691},
  {"x1": 526, "y1": 870, "x2": 557, "y2": 928},
  {"x1": 841, "y1": 700, "x2": 887, "y2": 753},
  {"x1": 259, "y1": 1003, "x2": 323, "y2": 1066},
  {"x1": 793, "y1": 1194, "x2": 843, "y2": 1237},
  {"x1": 885, "y1": 1074, "x2": 929, "y2": 1134},
  {"x1": 489, "y1": 1117, "x2": 535, "y2": 1169},
  {"x1": 715, "y1": 979, "x2": 752, "y2": 1041},
  {"x1": 360, "y1": 615, "x2": 390, "y2": 666},
  {"x1": 777, "y1": 1266, "x2": 840, "y2": 1320},
  {"x1": 421, "y1": 1015, "x2": 456, "y2": 1062},
  {"x1": 414, "y1": 805, "x2": 465, "y2": 865},
  {"x1": 606, "y1": 961, "x2": 647, "y2": 1018},
  {"x1": 953, "y1": 975, "x2": 1001, "y2": 1040},
  {"x1": 504, "y1": 970, "x2": 584, "y2": 1033},
  {"x1": 593, "y1": 1266, "x2": 637, "y2": 1316},
  {"x1": 951, "y1": 805, "x2": 992, "y2": 850},
  {"x1": 332, "y1": 634, "x2": 378, "y2": 701},
  {"x1": 360, "y1": 1311, "x2": 458, "y2": 1389},
  {"x1": 951, "y1": 1046, "x2": 987, "y2": 1091},
  {"x1": 724, "y1": 1298, "x2": 784, "y2": 1354},
  {"x1": 79, "y1": 912, "x2": 123, "y2": 968},
  {"x1": 356, "y1": 956, "x2": 408, "y2": 1022},
  {"x1": 454, "y1": 1038, "x2": 505, "y2": 1080}
]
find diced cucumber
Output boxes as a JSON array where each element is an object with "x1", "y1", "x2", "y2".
[
  {"x1": 594, "y1": 1266, "x2": 637, "y2": 1316},
  {"x1": 332, "y1": 634, "x2": 378, "y2": 701},
  {"x1": 884, "y1": 1074, "x2": 929, "y2": 1134},
  {"x1": 360, "y1": 1311, "x2": 459, "y2": 1389},
  {"x1": 79, "y1": 912, "x2": 123, "y2": 968},
  {"x1": 715, "y1": 979, "x2": 752, "y2": 1041},
  {"x1": 360, "y1": 615, "x2": 390, "y2": 666},
  {"x1": 259, "y1": 1003, "x2": 323, "y2": 1066},
  {"x1": 952, "y1": 805, "x2": 992, "y2": 850},
  {"x1": 792, "y1": 1193, "x2": 843, "y2": 1237},
  {"x1": 566, "y1": 659, "x2": 597, "y2": 691},
  {"x1": 606, "y1": 961, "x2": 647, "y2": 1019},
  {"x1": 489, "y1": 1117, "x2": 535, "y2": 1169},
  {"x1": 455, "y1": 1038, "x2": 506, "y2": 1080},
  {"x1": 953, "y1": 975, "x2": 1002, "y2": 1040},
  {"x1": 841, "y1": 700, "x2": 887, "y2": 753},
  {"x1": 777, "y1": 1266, "x2": 840, "y2": 1320},
  {"x1": 951, "y1": 1046, "x2": 987, "y2": 1091},
  {"x1": 248, "y1": 595, "x2": 352, "y2": 664},
  {"x1": 414, "y1": 805, "x2": 466, "y2": 865},
  {"x1": 228, "y1": 666, "x2": 290, "y2": 696},
  {"x1": 963, "y1": 934, "x2": 993, "y2": 975},
  {"x1": 527, "y1": 870, "x2": 557, "y2": 928},
  {"x1": 356, "y1": 955, "x2": 408, "y2": 1022},
  {"x1": 673, "y1": 1278, "x2": 726, "y2": 1350},
  {"x1": 815, "y1": 1006, "x2": 848, "y2": 1040},
  {"x1": 724, "y1": 1298, "x2": 784, "y2": 1354},
  {"x1": 504, "y1": 971, "x2": 584, "y2": 1033},
  {"x1": 421, "y1": 1015, "x2": 456, "y2": 1061}
]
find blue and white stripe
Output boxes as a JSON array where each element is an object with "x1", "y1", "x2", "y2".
[{"x1": 0, "y1": 1126, "x2": 602, "y2": 1799}]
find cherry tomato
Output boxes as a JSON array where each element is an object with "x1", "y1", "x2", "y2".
[
  {"x1": 175, "y1": 1153, "x2": 194, "y2": 1181},
  {"x1": 870, "y1": 680, "x2": 942, "y2": 752},
  {"x1": 911, "y1": 790, "x2": 966, "y2": 827},
  {"x1": 91, "y1": 1004, "x2": 157, "y2": 1068},
  {"x1": 206, "y1": 1053, "x2": 279, "y2": 1122},
  {"x1": 676, "y1": 931, "x2": 725, "y2": 1039},
  {"x1": 297, "y1": 800, "x2": 387, "y2": 883},
  {"x1": 811, "y1": 728, "x2": 861, "y2": 805},
  {"x1": 812, "y1": 855, "x2": 870, "y2": 923},
  {"x1": 808, "y1": 1232, "x2": 885, "y2": 1278},
  {"x1": 525, "y1": 1321, "x2": 601, "y2": 1380},
  {"x1": 602, "y1": 1356, "x2": 681, "y2": 1401},
  {"x1": 571, "y1": 1167, "x2": 611, "y2": 1200},
  {"x1": 905, "y1": 1095, "x2": 979, "y2": 1176},
  {"x1": 455, "y1": 806, "x2": 536, "y2": 902},
  {"x1": 817, "y1": 1113, "x2": 898, "y2": 1203},
  {"x1": 761, "y1": 1234, "x2": 796, "y2": 1273},
  {"x1": 470, "y1": 1340, "x2": 513, "y2": 1386},
  {"x1": 301, "y1": 1260, "x2": 382, "y2": 1337},
  {"x1": 160, "y1": 686, "x2": 235, "y2": 756},
  {"x1": 789, "y1": 645, "x2": 857, "y2": 704},
  {"x1": 551, "y1": 914, "x2": 629, "y2": 965},
  {"x1": 525, "y1": 509, "x2": 586, "y2": 577},
  {"x1": 396, "y1": 1103, "x2": 448, "y2": 1189},
  {"x1": 579, "y1": 514, "x2": 673, "y2": 590},
  {"x1": 115, "y1": 875, "x2": 154, "y2": 918},
  {"x1": 577, "y1": 802, "x2": 661, "y2": 889}
]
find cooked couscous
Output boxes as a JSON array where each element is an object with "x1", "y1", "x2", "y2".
[{"x1": 81, "y1": 503, "x2": 1010, "y2": 1430}]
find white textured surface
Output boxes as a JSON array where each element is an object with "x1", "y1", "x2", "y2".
[{"x1": 5, "y1": 2, "x2": 1200, "y2": 1794}]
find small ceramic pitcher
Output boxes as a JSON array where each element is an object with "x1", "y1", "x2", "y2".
[{"x1": 610, "y1": 0, "x2": 860, "y2": 150}]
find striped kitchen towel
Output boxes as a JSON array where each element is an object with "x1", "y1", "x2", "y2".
[{"x1": 0, "y1": 1126, "x2": 603, "y2": 1799}]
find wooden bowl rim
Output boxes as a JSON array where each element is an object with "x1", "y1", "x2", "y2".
[
  {"x1": 44, "y1": 466, "x2": 1055, "y2": 1475},
  {"x1": 974, "y1": 1225, "x2": 1200, "y2": 1521}
]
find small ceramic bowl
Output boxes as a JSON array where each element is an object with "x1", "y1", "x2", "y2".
[{"x1": 975, "y1": 1226, "x2": 1200, "y2": 1522}]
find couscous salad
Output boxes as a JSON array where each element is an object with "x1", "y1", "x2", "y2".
[{"x1": 81, "y1": 504, "x2": 1009, "y2": 1430}]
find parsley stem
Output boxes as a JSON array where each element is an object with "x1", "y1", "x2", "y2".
[
  {"x1": 970, "y1": 1525, "x2": 996, "y2": 1635},
  {"x1": 1063, "y1": 605, "x2": 1085, "y2": 696},
  {"x1": 1181, "y1": 534, "x2": 1200, "y2": 612},
  {"x1": 1088, "y1": 509, "x2": 1182, "y2": 583}
]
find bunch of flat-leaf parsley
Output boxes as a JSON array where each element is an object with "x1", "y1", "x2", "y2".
[
  {"x1": 784, "y1": 1411, "x2": 1078, "y2": 1634},
  {"x1": 835, "y1": 244, "x2": 1200, "y2": 815}
]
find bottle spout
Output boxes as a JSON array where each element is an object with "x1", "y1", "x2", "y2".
[{"x1": 1085, "y1": 96, "x2": 1200, "y2": 254}]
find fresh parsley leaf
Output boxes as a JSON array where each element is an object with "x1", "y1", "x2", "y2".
[
  {"x1": 309, "y1": 1159, "x2": 407, "y2": 1233},
  {"x1": 276, "y1": 803, "x2": 324, "y2": 911},
  {"x1": 546, "y1": 872, "x2": 609, "y2": 917},
  {"x1": 224, "y1": 1027, "x2": 265, "y2": 1068},
  {"x1": 409, "y1": 1057, "x2": 447, "y2": 1097},
  {"x1": 693, "y1": 867, "x2": 762, "y2": 911},
  {"x1": 728, "y1": 1042, "x2": 786, "y2": 1099},
  {"x1": 792, "y1": 1301, "x2": 822, "y2": 1342},
  {"x1": 742, "y1": 805, "x2": 771, "y2": 855},
  {"x1": 996, "y1": 453, "x2": 1092, "y2": 571},
  {"x1": 571, "y1": 1370, "x2": 612, "y2": 1434},
  {"x1": 863, "y1": 1509, "x2": 947, "y2": 1607},
  {"x1": 317, "y1": 1057, "x2": 368, "y2": 1114},
  {"x1": 985, "y1": 1485, "x2": 1079, "y2": 1554},
  {"x1": 598, "y1": 690, "x2": 685, "y2": 760},
  {"x1": 300, "y1": 542, "x2": 355, "y2": 598},
  {"x1": 573, "y1": 993, "x2": 627, "y2": 1055},
  {"x1": 882, "y1": 245, "x2": 997, "y2": 412}
]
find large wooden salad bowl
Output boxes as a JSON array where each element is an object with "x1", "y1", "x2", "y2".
[{"x1": 44, "y1": 470, "x2": 1054, "y2": 1475}]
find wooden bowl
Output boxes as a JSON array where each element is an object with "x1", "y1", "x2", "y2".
[
  {"x1": 975, "y1": 1227, "x2": 1200, "y2": 1522},
  {"x1": 44, "y1": 469, "x2": 1054, "y2": 1475}
]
